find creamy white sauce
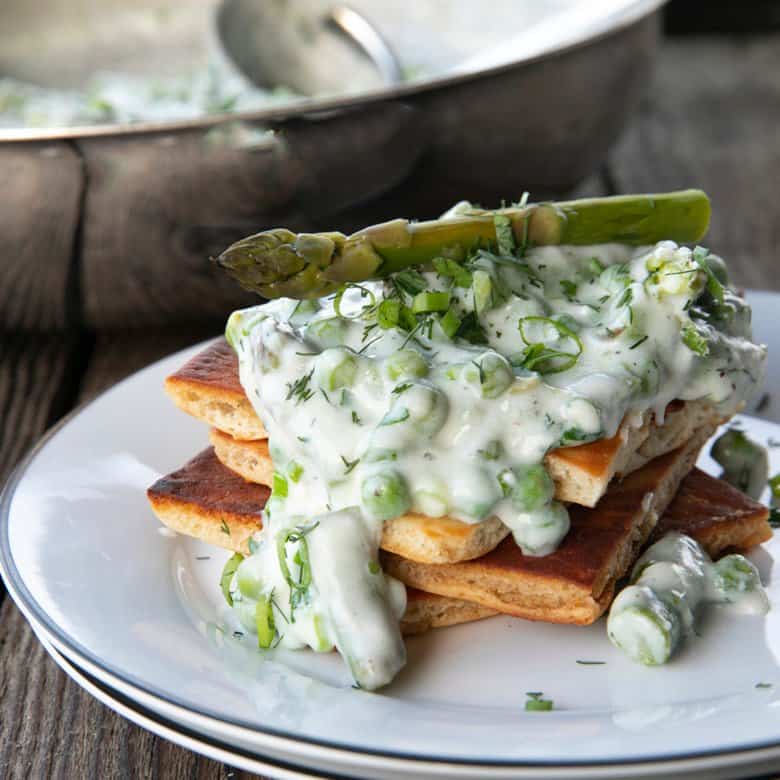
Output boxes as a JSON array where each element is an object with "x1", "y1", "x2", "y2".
[
  {"x1": 225, "y1": 240, "x2": 765, "y2": 688},
  {"x1": 608, "y1": 532, "x2": 769, "y2": 665}
]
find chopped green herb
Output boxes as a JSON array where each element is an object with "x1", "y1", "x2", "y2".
[
  {"x1": 220, "y1": 519, "x2": 231, "y2": 536},
  {"x1": 756, "y1": 682, "x2": 773, "y2": 689},
  {"x1": 629, "y1": 335, "x2": 648, "y2": 350},
  {"x1": 560, "y1": 279, "x2": 577, "y2": 299},
  {"x1": 433, "y1": 257, "x2": 473, "y2": 287},
  {"x1": 288, "y1": 461, "x2": 304, "y2": 483},
  {"x1": 377, "y1": 299, "x2": 400, "y2": 329},
  {"x1": 525, "y1": 692, "x2": 554, "y2": 711},
  {"x1": 693, "y1": 246, "x2": 725, "y2": 305},
  {"x1": 351, "y1": 410, "x2": 362, "y2": 425},
  {"x1": 393, "y1": 269, "x2": 427, "y2": 297},
  {"x1": 681, "y1": 323, "x2": 709, "y2": 357},
  {"x1": 341, "y1": 455, "x2": 360, "y2": 474},
  {"x1": 285, "y1": 370, "x2": 315, "y2": 405},
  {"x1": 392, "y1": 382, "x2": 413, "y2": 395},
  {"x1": 576, "y1": 660, "x2": 606, "y2": 665},
  {"x1": 368, "y1": 560, "x2": 381, "y2": 575},
  {"x1": 456, "y1": 311, "x2": 489, "y2": 345}
]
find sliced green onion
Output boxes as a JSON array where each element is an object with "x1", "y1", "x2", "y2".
[
  {"x1": 334, "y1": 283, "x2": 377, "y2": 319},
  {"x1": 517, "y1": 316, "x2": 583, "y2": 374},
  {"x1": 412, "y1": 290, "x2": 451, "y2": 314},
  {"x1": 288, "y1": 461, "x2": 304, "y2": 483},
  {"x1": 219, "y1": 552, "x2": 244, "y2": 607},
  {"x1": 439, "y1": 307, "x2": 462, "y2": 340},
  {"x1": 380, "y1": 406, "x2": 410, "y2": 426},
  {"x1": 255, "y1": 596, "x2": 276, "y2": 648},
  {"x1": 272, "y1": 472, "x2": 289, "y2": 498}
]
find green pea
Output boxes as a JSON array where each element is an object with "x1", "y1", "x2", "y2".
[
  {"x1": 385, "y1": 349, "x2": 429, "y2": 381},
  {"x1": 450, "y1": 468, "x2": 502, "y2": 521},
  {"x1": 510, "y1": 464, "x2": 554, "y2": 512},
  {"x1": 361, "y1": 471, "x2": 411, "y2": 521},
  {"x1": 475, "y1": 352, "x2": 514, "y2": 398},
  {"x1": 376, "y1": 383, "x2": 449, "y2": 441},
  {"x1": 314, "y1": 348, "x2": 357, "y2": 391},
  {"x1": 512, "y1": 501, "x2": 570, "y2": 555},
  {"x1": 305, "y1": 317, "x2": 347, "y2": 349}
]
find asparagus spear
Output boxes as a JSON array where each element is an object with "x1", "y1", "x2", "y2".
[{"x1": 215, "y1": 190, "x2": 711, "y2": 300}]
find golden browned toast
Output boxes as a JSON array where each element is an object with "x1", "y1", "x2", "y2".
[
  {"x1": 144, "y1": 422, "x2": 770, "y2": 631},
  {"x1": 206, "y1": 427, "x2": 509, "y2": 564},
  {"x1": 382, "y1": 429, "x2": 752, "y2": 626},
  {"x1": 146, "y1": 450, "x2": 497, "y2": 635},
  {"x1": 166, "y1": 340, "x2": 719, "y2": 508}
]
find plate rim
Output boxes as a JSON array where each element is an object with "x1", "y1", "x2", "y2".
[
  {"x1": 3, "y1": 330, "x2": 780, "y2": 770},
  {"x1": 28, "y1": 608, "x2": 780, "y2": 780},
  {"x1": 31, "y1": 626, "x2": 330, "y2": 780}
]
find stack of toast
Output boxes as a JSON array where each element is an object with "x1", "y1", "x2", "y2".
[{"x1": 148, "y1": 339, "x2": 772, "y2": 636}]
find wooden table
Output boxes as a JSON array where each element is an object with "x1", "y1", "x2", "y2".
[{"x1": 1, "y1": 35, "x2": 779, "y2": 778}]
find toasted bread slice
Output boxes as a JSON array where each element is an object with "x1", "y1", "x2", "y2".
[
  {"x1": 165, "y1": 340, "x2": 265, "y2": 441},
  {"x1": 206, "y1": 422, "x2": 718, "y2": 566},
  {"x1": 166, "y1": 340, "x2": 719, "y2": 507},
  {"x1": 382, "y1": 426, "x2": 725, "y2": 625},
  {"x1": 146, "y1": 451, "x2": 496, "y2": 635},
  {"x1": 401, "y1": 589, "x2": 498, "y2": 635},
  {"x1": 650, "y1": 467, "x2": 772, "y2": 554},
  {"x1": 150, "y1": 446, "x2": 509, "y2": 565}
]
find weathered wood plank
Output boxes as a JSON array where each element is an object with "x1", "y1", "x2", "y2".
[
  {"x1": 0, "y1": 600, "x2": 259, "y2": 780},
  {"x1": 0, "y1": 333, "x2": 76, "y2": 486},
  {"x1": 608, "y1": 36, "x2": 780, "y2": 291},
  {"x1": 0, "y1": 331, "x2": 263, "y2": 779},
  {"x1": 78, "y1": 325, "x2": 221, "y2": 403},
  {"x1": 0, "y1": 142, "x2": 83, "y2": 332}
]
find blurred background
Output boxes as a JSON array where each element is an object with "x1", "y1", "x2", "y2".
[{"x1": 1, "y1": 1, "x2": 779, "y2": 776}]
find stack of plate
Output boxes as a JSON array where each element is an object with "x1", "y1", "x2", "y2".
[{"x1": 2, "y1": 291, "x2": 780, "y2": 779}]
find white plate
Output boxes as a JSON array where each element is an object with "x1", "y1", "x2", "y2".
[
  {"x1": 24, "y1": 611, "x2": 780, "y2": 780},
  {"x1": 1, "y1": 291, "x2": 779, "y2": 777}
]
